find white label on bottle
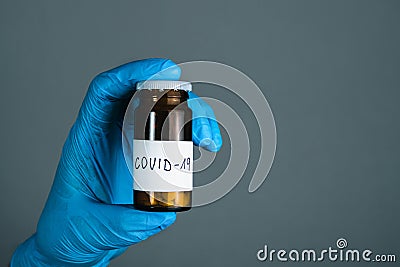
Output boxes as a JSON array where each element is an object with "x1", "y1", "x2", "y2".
[{"x1": 133, "y1": 140, "x2": 193, "y2": 192}]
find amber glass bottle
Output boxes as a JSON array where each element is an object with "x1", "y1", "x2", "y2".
[{"x1": 133, "y1": 80, "x2": 193, "y2": 212}]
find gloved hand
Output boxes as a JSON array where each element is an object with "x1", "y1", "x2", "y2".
[{"x1": 11, "y1": 58, "x2": 222, "y2": 266}]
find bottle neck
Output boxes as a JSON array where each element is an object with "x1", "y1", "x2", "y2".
[{"x1": 136, "y1": 89, "x2": 189, "y2": 105}]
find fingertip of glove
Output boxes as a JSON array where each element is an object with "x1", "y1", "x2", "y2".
[
  {"x1": 211, "y1": 132, "x2": 223, "y2": 152},
  {"x1": 199, "y1": 137, "x2": 222, "y2": 152},
  {"x1": 194, "y1": 124, "x2": 222, "y2": 152},
  {"x1": 118, "y1": 208, "x2": 176, "y2": 233},
  {"x1": 149, "y1": 59, "x2": 181, "y2": 80},
  {"x1": 161, "y1": 59, "x2": 177, "y2": 69},
  {"x1": 159, "y1": 212, "x2": 177, "y2": 230},
  {"x1": 142, "y1": 211, "x2": 176, "y2": 230}
]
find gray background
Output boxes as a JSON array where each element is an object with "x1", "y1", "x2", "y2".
[{"x1": 1, "y1": 0, "x2": 399, "y2": 266}]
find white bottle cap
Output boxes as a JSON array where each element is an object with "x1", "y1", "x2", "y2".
[{"x1": 136, "y1": 80, "x2": 192, "y2": 91}]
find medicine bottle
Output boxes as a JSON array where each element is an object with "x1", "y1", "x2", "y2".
[{"x1": 133, "y1": 80, "x2": 193, "y2": 212}]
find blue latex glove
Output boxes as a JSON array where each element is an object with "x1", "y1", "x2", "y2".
[{"x1": 11, "y1": 58, "x2": 222, "y2": 266}]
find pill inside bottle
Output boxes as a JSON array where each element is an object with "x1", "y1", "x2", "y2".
[{"x1": 133, "y1": 80, "x2": 193, "y2": 212}]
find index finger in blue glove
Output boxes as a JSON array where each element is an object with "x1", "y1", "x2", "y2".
[{"x1": 78, "y1": 58, "x2": 181, "y2": 138}]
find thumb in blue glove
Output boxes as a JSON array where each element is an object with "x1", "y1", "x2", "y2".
[{"x1": 11, "y1": 58, "x2": 222, "y2": 266}]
